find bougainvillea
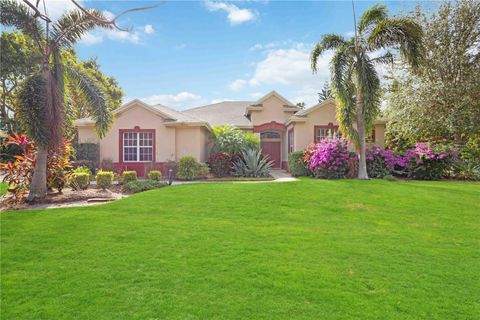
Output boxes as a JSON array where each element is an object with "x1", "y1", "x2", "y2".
[
  {"x1": 306, "y1": 137, "x2": 356, "y2": 179},
  {"x1": 402, "y1": 143, "x2": 456, "y2": 180}
]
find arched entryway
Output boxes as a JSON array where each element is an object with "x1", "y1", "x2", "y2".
[{"x1": 260, "y1": 131, "x2": 281, "y2": 168}]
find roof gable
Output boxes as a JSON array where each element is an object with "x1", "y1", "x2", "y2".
[
  {"x1": 253, "y1": 90, "x2": 296, "y2": 107},
  {"x1": 114, "y1": 99, "x2": 175, "y2": 120}
]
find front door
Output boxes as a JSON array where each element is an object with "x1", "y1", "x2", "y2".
[{"x1": 261, "y1": 141, "x2": 281, "y2": 168}]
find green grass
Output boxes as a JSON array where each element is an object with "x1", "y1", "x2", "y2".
[
  {"x1": 0, "y1": 182, "x2": 7, "y2": 196},
  {"x1": 1, "y1": 179, "x2": 479, "y2": 319}
]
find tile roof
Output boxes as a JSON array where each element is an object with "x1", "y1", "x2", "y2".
[{"x1": 184, "y1": 101, "x2": 254, "y2": 127}]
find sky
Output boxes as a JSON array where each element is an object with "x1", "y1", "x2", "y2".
[{"x1": 36, "y1": 0, "x2": 437, "y2": 110}]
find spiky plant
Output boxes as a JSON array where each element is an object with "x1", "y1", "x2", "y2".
[
  {"x1": 232, "y1": 149, "x2": 274, "y2": 178},
  {"x1": 311, "y1": 3, "x2": 423, "y2": 179},
  {"x1": 0, "y1": 0, "x2": 157, "y2": 201}
]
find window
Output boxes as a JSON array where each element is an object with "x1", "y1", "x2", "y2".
[
  {"x1": 288, "y1": 129, "x2": 294, "y2": 153},
  {"x1": 122, "y1": 131, "x2": 153, "y2": 162},
  {"x1": 314, "y1": 125, "x2": 340, "y2": 143},
  {"x1": 260, "y1": 131, "x2": 280, "y2": 139}
]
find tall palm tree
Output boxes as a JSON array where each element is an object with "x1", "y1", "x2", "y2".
[
  {"x1": 0, "y1": 0, "x2": 157, "y2": 201},
  {"x1": 311, "y1": 3, "x2": 423, "y2": 179}
]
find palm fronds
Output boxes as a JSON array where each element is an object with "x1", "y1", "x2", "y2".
[
  {"x1": 65, "y1": 65, "x2": 112, "y2": 138},
  {"x1": 311, "y1": 34, "x2": 347, "y2": 72},
  {"x1": 358, "y1": 3, "x2": 388, "y2": 33}
]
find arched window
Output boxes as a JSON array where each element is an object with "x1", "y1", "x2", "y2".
[{"x1": 260, "y1": 131, "x2": 280, "y2": 139}]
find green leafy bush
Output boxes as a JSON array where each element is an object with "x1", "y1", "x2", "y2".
[
  {"x1": 122, "y1": 171, "x2": 137, "y2": 184},
  {"x1": 211, "y1": 125, "x2": 260, "y2": 155},
  {"x1": 288, "y1": 151, "x2": 308, "y2": 177},
  {"x1": 232, "y1": 149, "x2": 273, "y2": 177},
  {"x1": 123, "y1": 180, "x2": 167, "y2": 193},
  {"x1": 177, "y1": 157, "x2": 201, "y2": 180},
  {"x1": 70, "y1": 172, "x2": 90, "y2": 190},
  {"x1": 198, "y1": 163, "x2": 210, "y2": 179},
  {"x1": 147, "y1": 170, "x2": 162, "y2": 181},
  {"x1": 74, "y1": 143, "x2": 98, "y2": 169},
  {"x1": 96, "y1": 170, "x2": 113, "y2": 190}
]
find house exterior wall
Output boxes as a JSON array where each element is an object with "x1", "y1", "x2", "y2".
[
  {"x1": 250, "y1": 95, "x2": 295, "y2": 125},
  {"x1": 175, "y1": 126, "x2": 209, "y2": 162},
  {"x1": 77, "y1": 126, "x2": 99, "y2": 144}
]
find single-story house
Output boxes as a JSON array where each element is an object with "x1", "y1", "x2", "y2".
[{"x1": 74, "y1": 91, "x2": 387, "y2": 175}]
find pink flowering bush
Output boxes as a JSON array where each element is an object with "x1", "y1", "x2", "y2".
[
  {"x1": 402, "y1": 143, "x2": 456, "y2": 180},
  {"x1": 306, "y1": 137, "x2": 356, "y2": 179}
]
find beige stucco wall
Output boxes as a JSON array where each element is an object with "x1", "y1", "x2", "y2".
[
  {"x1": 250, "y1": 95, "x2": 296, "y2": 126},
  {"x1": 175, "y1": 126, "x2": 210, "y2": 162},
  {"x1": 77, "y1": 126, "x2": 100, "y2": 144},
  {"x1": 373, "y1": 124, "x2": 385, "y2": 148}
]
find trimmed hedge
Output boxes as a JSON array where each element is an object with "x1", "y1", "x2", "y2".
[
  {"x1": 147, "y1": 170, "x2": 162, "y2": 181},
  {"x1": 177, "y1": 156, "x2": 209, "y2": 180},
  {"x1": 288, "y1": 151, "x2": 309, "y2": 177},
  {"x1": 96, "y1": 171, "x2": 113, "y2": 190},
  {"x1": 70, "y1": 172, "x2": 90, "y2": 190},
  {"x1": 122, "y1": 171, "x2": 137, "y2": 184},
  {"x1": 123, "y1": 180, "x2": 167, "y2": 193}
]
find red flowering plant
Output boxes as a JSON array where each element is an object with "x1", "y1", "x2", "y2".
[
  {"x1": 1, "y1": 133, "x2": 73, "y2": 205},
  {"x1": 306, "y1": 137, "x2": 356, "y2": 179},
  {"x1": 208, "y1": 152, "x2": 236, "y2": 177}
]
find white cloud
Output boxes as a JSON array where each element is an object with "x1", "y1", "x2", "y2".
[
  {"x1": 205, "y1": 0, "x2": 257, "y2": 25},
  {"x1": 138, "y1": 92, "x2": 203, "y2": 109},
  {"x1": 144, "y1": 24, "x2": 155, "y2": 34},
  {"x1": 79, "y1": 32, "x2": 103, "y2": 45},
  {"x1": 229, "y1": 79, "x2": 247, "y2": 91}
]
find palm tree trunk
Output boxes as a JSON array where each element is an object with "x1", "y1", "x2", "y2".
[
  {"x1": 356, "y1": 92, "x2": 369, "y2": 179},
  {"x1": 27, "y1": 145, "x2": 48, "y2": 202}
]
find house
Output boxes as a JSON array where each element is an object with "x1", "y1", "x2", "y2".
[{"x1": 74, "y1": 91, "x2": 387, "y2": 175}]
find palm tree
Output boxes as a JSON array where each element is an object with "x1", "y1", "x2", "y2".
[
  {"x1": 0, "y1": 0, "x2": 157, "y2": 201},
  {"x1": 311, "y1": 3, "x2": 423, "y2": 179}
]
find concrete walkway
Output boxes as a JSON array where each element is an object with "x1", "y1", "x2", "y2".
[{"x1": 269, "y1": 169, "x2": 298, "y2": 182}]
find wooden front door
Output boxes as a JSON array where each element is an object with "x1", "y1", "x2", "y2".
[{"x1": 261, "y1": 141, "x2": 281, "y2": 168}]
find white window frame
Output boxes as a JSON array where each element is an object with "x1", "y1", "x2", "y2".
[
  {"x1": 288, "y1": 129, "x2": 294, "y2": 153},
  {"x1": 123, "y1": 132, "x2": 153, "y2": 162}
]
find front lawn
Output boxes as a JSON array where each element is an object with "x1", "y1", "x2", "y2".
[{"x1": 1, "y1": 179, "x2": 479, "y2": 319}]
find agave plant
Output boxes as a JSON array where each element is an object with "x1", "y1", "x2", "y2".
[
  {"x1": 0, "y1": 0, "x2": 158, "y2": 201},
  {"x1": 232, "y1": 149, "x2": 274, "y2": 178}
]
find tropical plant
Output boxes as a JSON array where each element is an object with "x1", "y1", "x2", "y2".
[
  {"x1": 177, "y1": 156, "x2": 208, "y2": 180},
  {"x1": 69, "y1": 172, "x2": 90, "y2": 190},
  {"x1": 208, "y1": 152, "x2": 235, "y2": 177},
  {"x1": 211, "y1": 125, "x2": 260, "y2": 155},
  {"x1": 0, "y1": 0, "x2": 157, "y2": 201},
  {"x1": 306, "y1": 137, "x2": 356, "y2": 179},
  {"x1": 232, "y1": 149, "x2": 274, "y2": 178},
  {"x1": 311, "y1": 3, "x2": 423, "y2": 179}
]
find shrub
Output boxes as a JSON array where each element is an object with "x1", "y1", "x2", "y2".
[
  {"x1": 383, "y1": 174, "x2": 397, "y2": 181},
  {"x1": 198, "y1": 163, "x2": 210, "y2": 179},
  {"x1": 402, "y1": 143, "x2": 456, "y2": 180},
  {"x1": 288, "y1": 151, "x2": 309, "y2": 177},
  {"x1": 72, "y1": 160, "x2": 96, "y2": 174},
  {"x1": 147, "y1": 170, "x2": 162, "y2": 181},
  {"x1": 96, "y1": 171, "x2": 113, "y2": 190},
  {"x1": 177, "y1": 156, "x2": 200, "y2": 180},
  {"x1": 164, "y1": 160, "x2": 178, "y2": 179},
  {"x1": 70, "y1": 172, "x2": 90, "y2": 190},
  {"x1": 208, "y1": 152, "x2": 234, "y2": 177},
  {"x1": 366, "y1": 147, "x2": 395, "y2": 178},
  {"x1": 232, "y1": 149, "x2": 273, "y2": 177},
  {"x1": 306, "y1": 137, "x2": 356, "y2": 179},
  {"x1": 100, "y1": 158, "x2": 114, "y2": 171},
  {"x1": 122, "y1": 171, "x2": 137, "y2": 184},
  {"x1": 123, "y1": 180, "x2": 167, "y2": 193}
]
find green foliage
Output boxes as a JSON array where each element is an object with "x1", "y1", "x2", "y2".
[
  {"x1": 147, "y1": 170, "x2": 162, "y2": 181},
  {"x1": 96, "y1": 170, "x2": 113, "y2": 190},
  {"x1": 383, "y1": 174, "x2": 397, "y2": 181},
  {"x1": 70, "y1": 172, "x2": 90, "y2": 190},
  {"x1": 177, "y1": 156, "x2": 207, "y2": 180},
  {"x1": 211, "y1": 125, "x2": 260, "y2": 155},
  {"x1": 288, "y1": 151, "x2": 309, "y2": 177},
  {"x1": 385, "y1": 0, "x2": 480, "y2": 148},
  {"x1": 232, "y1": 149, "x2": 274, "y2": 177},
  {"x1": 197, "y1": 163, "x2": 210, "y2": 179},
  {"x1": 122, "y1": 171, "x2": 137, "y2": 184},
  {"x1": 0, "y1": 31, "x2": 42, "y2": 132},
  {"x1": 123, "y1": 180, "x2": 167, "y2": 193},
  {"x1": 16, "y1": 73, "x2": 49, "y2": 147},
  {"x1": 318, "y1": 81, "x2": 332, "y2": 102}
]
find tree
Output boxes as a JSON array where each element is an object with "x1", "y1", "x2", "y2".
[
  {"x1": 0, "y1": 31, "x2": 42, "y2": 132},
  {"x1": 0, "y1": 0, "x2": 157, "y2": 201},
  {"x1": 296, "y1": 102, "x2": 306, "y2": 109},
  {"x1": 318, "y1": 81, "x2": 332, "y2": 102},
  {"x1": 385, "y1": 0, "x2": 480, "y2": 148},
  {"x1": 310, "y1": 3, "x2": 423, "y2": 179}
]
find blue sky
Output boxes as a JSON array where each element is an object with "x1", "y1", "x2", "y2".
[{"x1": 50, "y1": 1, "x2": 436, "y2": 109}]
